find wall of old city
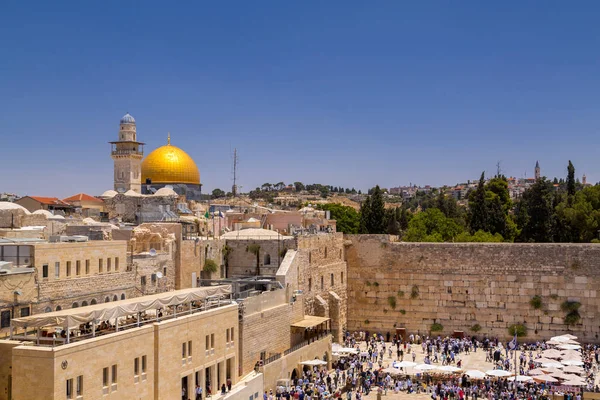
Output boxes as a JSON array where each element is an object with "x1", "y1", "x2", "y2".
[
  {"x1": 179, "y1": 238, "x2": 225, "y2": 287},
  {"x1": 225, "y1": 239, "x2": 295, "y2": 278},
  {"x1": 294, "y1": 233, "x2": 347, "y2": 343},
  {"x1": 345, "y1": 235, "x2": 600, "y2": 341},
  {"x1": 239, "y1": 290, "x2": 304, "y2": 377}
]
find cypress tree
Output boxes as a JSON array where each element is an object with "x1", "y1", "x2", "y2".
[{"x1": 469, "y1": 172, "x2": 488, "y2": 233}]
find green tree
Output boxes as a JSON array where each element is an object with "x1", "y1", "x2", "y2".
[
  {"x1": 469, "y1": 172, "x2": 488, "y2": 233},
  {"x1": 404, "y1": 208, "x2": 464, "y2": 242},
  {"x1": 567, "y1": 160, "x2": 576, "y2": 197},
  {"x1": 318, "y1": 203, "x2": 360, "y2": 234},
  {"x1": 366, "y1": 185, "x2": 386, "y2": 233},
  {"x1": 294, "y1": 182, "x2": 305, "y2": 192},
  {"x1": 359, "y1": 196, "x2": 371, "y2": 234},
  {"x1": 516, "y1": 178, "x2": 555, "y2": 242},
  {"x1": 211, "y1": 188, "x2": 226, "y2": 198}
]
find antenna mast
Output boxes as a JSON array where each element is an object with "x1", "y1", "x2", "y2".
[{"x1": 232, "y1": 148, "x2": 238, "y2": 196}]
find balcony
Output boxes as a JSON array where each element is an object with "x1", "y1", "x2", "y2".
[{"x1": 111, "y1": 149, "x2": 143, "y2": 156}]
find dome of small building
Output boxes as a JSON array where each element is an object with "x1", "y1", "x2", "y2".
[
  {"x1": 0, "y1": 202, "x2": 31, "y2": 214},
  {"x1": 120, "y1": 113, "x2": 135, "y2": 124},
  {"x1": 32, "y1": 210, "x2": 54, "y2": 218},
  {"x1": 154, "y1": 187, "x2": 178, "y2": 197},
  {"x1": 100, "y1": 190, "x2": 118, "y2": 198},
  {"x1": 141, "y1": 136, "x2": 200, "y2": 185},
  {"x1": 124, "y1": 189, "x2": 143, "y2": 197}
]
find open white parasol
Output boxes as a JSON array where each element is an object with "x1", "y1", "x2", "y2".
[{"x1": 486, "y1": 370, "x2": 513, "y2": 377}]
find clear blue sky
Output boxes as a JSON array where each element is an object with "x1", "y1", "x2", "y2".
[{"x1": 1, "y1": 1, "x2": 599, "y2": 197}]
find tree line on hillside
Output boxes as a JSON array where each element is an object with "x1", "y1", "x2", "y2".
[
  {"x1": 211, "y1": 182, "x2": 361, "y2": 201},
  {"x1": 321, "y1": 161, "x2": 600, "y2": 243}
]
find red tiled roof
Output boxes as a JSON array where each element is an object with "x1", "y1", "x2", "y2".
[
  {"x1": 28, "y1": 196, "x2": 71, "y2": 206},
  {"x1": 62, "y1": 193, "x2": 103, "y2": 203}
]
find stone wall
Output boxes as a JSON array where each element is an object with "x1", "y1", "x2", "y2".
[
  {"x1": 295, "y1": 234, "x2": 347, "y2": 343},
  {"x1": 346, "y1": 235, "x2": 600, "y2": 341},
  {"x1": 239, "y1": 291, "x2": 304, "y2": 377},
  {"x1": 179, "y1": 238, "x2": 225, "y2": 288},
  {"x1": 225, "y1": 239, "x2": 295, "y2": 278}
]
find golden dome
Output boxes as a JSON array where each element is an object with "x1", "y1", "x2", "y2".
[{"x1": 141, "y1": 135, "x2": 200, "y2": 185}]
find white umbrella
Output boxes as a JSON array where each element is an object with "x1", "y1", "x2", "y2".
[
  {"x1": 381, "y1": 367, "x2": 400, "y2": 374},
  {"x1": 541, "y1": 362, "x2": 564, "y2": 369},
  {"x1": 561, "y1": 360, "x2": 584, "y2": 366},
  {"x1": 541, "y1": 367, "x2": 562, "y2": 374},
  {"x1": 299, "y1": 359, "x2": 327, "y2": 366},
  {"x1": 533, "y1": 358, "x2": 558, "y2": 364},
  {"x1": 394, "y1": 361, "x2": 417, "y2": 368},
  {"x1": 560, "y1": 334, "x2": 578, "y2": 340},
  {"x1": 415, "y1": 364, "x2": 436, "y2": 371},
  {"x1": 486, "y1": 370, "x2": 513, "y2": 377},
  {"x1": 527, "y1": 368, "x2": 547, "y2": 376},
  {"x1": 563, "y1": 366, "x2": 585, "y2": 374},
  {"x1": 508, "y1": 375, "x2": 533, "y2": 382},
  {"x1": 547, "y1": 340, "x2": 566, "y2": 345},
  {"x1": 541, "y1": 349, "x2": 563, "y2": 359},
  {"x1": 436, "y1": 366, "x2": 462, "y2": 373},
  {"x1": 562, "y1": 380, "x2": 586, "y2": 387},
  {"x1": 465, "y1": 370, "x2": 486, "y2": 379},
  {"x1": 558, "y1": 344, "x2": 582, "y2": 350},
  {"x1": 533, "y1": 375, "x2": 558, "y2": 383}
]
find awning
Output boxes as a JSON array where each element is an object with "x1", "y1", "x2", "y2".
[
  {"x1": 11, "y1": 285, "x2": 231, "y2": 329},
  {"x1": 291, "y1": 316, "x2": 330, "y2": 329},
  {"x1": 299, "y1": 359, "x2": 327, "y2": 366}
]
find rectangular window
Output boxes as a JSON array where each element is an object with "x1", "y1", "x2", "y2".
[
  {"x1": 66, "y1": 261, "x2": 71, "y2": 277},
  {"x1": 226, "y1": 329, "x2": 230, "y2": 343},
  {"x1": 321, "y1": 276, "x2": 324, "y2": 290},
  {"x1": 210, "y1": 333, "x2": 214, "y2": 349},
  {"x1": 76, "y1": 260, "x2": 81, "y2": 276},
  {"x1": 85, "y1": 259, "x2": 90, "y2": 274},
  {"x1": 1, "y1": 310, "x2": 11, "y2": 328},
  {"x1": 76, "y1": 375, "x2": 83, "y2": 396},
  {"x1": 141, "y1": 276, "x2": 146, "y2": 286},
  {"x1": 66, "y1": 378, "x2": 74, "y2": 399},
  {"x1": 231, "y1": 327, "x2": 234, "y2": 342},
  {"x1": 103, "y1": 367, "x2": 109, "y2": 387},
  {"x1": 99, "y1": 259, "x2": 103, "y2": 273},
  {"x1": 205, "y1": 335, "x2": 209, "y2": 350},
  {"x1": 107, "y1": 258, "x2": 112, "y2": 272},
  {"x1": 151, "y1": 274, "x2": 157, "y2": 284},
  {"x1": 308, "y1": 278, "x2": 312, "y2": 292},
  {"x1": 20, "y1": 307, "x2": 30, "y2": 317},
  {"x1": 115, "y1": 257, "x2": 119, "y2": 271},
  {"x1": 331, "y1": 273, "x2": 334, "y2": 287},
  {"x1": 141, "y1": 355, "x2": 147, "y2": 373},
  {"x1": 188, "y1": 340, "x2": 192, "y2": 357},
  {"x1": 134, "y1": 357, "x2": 139, "y2": 376},
  {"x1": 182, "y1": 342, "x2": 187, "y2": 358},
  {"x1": 341, "y1": 272, "x2": 344, "y2": 284},
  {"x1": 111, "y1": 364, "x2": 117, "y2": 384},
  {"x1": 42, "y1": 264, "x2": 49, "y2": 278},
  {"x1": 55, "y1": 262, "x2": 60, "y2": 278}
]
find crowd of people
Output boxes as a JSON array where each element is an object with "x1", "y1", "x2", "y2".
[{"x1": 270, "y1": 331, "x2": 600, "y2": 400}]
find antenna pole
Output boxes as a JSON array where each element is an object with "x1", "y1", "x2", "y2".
[{"x1": 232, "y1": 148, "x2": 238, "y2": 197}]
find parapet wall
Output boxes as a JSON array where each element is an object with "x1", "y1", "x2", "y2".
[{"x1": 345, "y1": 235, "x2": 600, "y2": 341}]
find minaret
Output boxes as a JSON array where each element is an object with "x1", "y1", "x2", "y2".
[
  {"x1": 534, "y1": 161, "x2": 540, "y2": 180},
  {"x1": 583, "y1": 174, "x2": 587, "y2": 186},
  {"x1": 110, "y1": 113, "x2": 145, "y2": 193}
]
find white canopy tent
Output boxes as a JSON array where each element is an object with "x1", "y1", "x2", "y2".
[
  {"x1": 300, "y1": 360, "x2": 327, "y2": 366},
  {"x1": 11, "y1": 286, "x2": 232, "y2": 330}
]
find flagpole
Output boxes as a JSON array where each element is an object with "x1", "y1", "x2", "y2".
[{"x1": 513, "y1": 335, "x2": 517, "y2": 399}]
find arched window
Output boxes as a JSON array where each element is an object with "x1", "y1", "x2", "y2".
[
  {"x1": 81, "y1": 301, "x2": 88, "y2": 307},
  {"x1": 72, "y1": 302, "x2": 79, "y2": 308},
  {"x1": 90, "y1": 299, "x2": 97, "y2": 305},
  {"x1": 56, "y1": 305, "x2": 62, "y2": 311},
  {"x1": 113, "y1": 295, "x2": 118, "y2": 302},
  {"x1": 44, "y1": 307, "x2": 52, "y2": 313},
  {"x1": 105, "y1": 296, "x2": 110, "y2": 303},
  {"x1": 264, "y1": 254, "x2": 271, "y2": 265},
  {"x1": 121, "y1": 293, "x2": 126, "y2": 300}
]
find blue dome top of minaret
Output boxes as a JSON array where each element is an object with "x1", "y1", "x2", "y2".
[{"x1": 120, "y1": 113, "x2": 135, "y2": 124}]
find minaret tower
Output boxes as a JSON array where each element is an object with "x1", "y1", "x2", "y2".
[
  {"x1": 110, "y1": 113, "x2": 144, "y2": 193},
  {"x1": 534, "y1": 161, "x2": 541, "y2": 180}
]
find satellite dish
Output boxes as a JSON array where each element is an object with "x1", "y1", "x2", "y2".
[
  {"x1": 156, "y1": 272, "x2": 163, "y2": 279},
  {"x1": 149, "y1": 248, "x2": 157, "y2": 256}
]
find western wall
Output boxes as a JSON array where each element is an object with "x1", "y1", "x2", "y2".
[{"x1": 345, "y1": 235, "x2": 600, "y2": 341}]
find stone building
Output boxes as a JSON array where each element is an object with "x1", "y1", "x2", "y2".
[
  {"x1": 110, "y1": 113, "x2": 144, "y2": 194},
  {"x1": 0, "y1": 286, "x2": 237, "y2": 400}
]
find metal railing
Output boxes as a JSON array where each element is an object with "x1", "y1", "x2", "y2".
[{"x1": 284, "y1": 331, "x2": 331, "y2": 356}]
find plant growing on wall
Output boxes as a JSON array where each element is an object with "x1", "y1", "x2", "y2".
[
  {"x1": 373, "y1": 282, "x2": 379, "y2": 287},
  {"x1": 508, "y1": 323, "x2": 527, "y2": 337},
  {"x1": 430, "y1": 323, "x2": 443, "y2": 332},
  {"x1": 550, "y1": 294, "x2": 559, "y2": 300},
  {"x1": 561, "y1": 301, "x2": 582, "y2": 326},
  {"x1": 470, "y1": 324, "x2": 482, "y2": 332},
  {"x1": 203, "y1": 259, "x2": 219, "y2": 274},
  {"x1": 247, "y1": 244, "x2": 261, "y2": 275},
  {"x1": 364, "y1": 319, "x2": 370, "y2": 325},
  {"x1": 365, "y1": 281, "x2": 372, "y2": 286},
  {"x1": 397, "y1": 290, "x2": 405, "y2": 297},
  {"x1": 529, "y1": 295, "x2": 543, "y2": 310},
  {"x1": 387, "y1": 296, "x2": 397, "y2": 309},
  {"x1": 410, "y1": 285, "x2": 419, "y2": 299},
  {"x1": 399, "y1": 309, "x2": 406, "y2": 315},
  {"x1": 222, "y1": 244, "x2": 233, "y2": 272}
]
